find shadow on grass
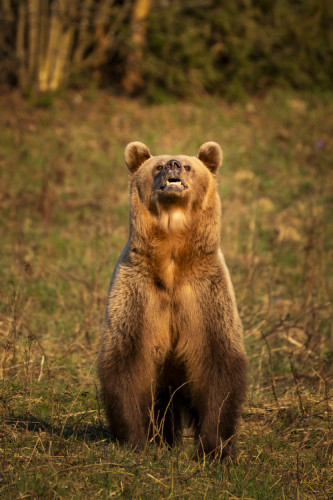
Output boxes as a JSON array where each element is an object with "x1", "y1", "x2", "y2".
[{"x1": 5, "y1": 413, "x2": 110, "y2": 442}]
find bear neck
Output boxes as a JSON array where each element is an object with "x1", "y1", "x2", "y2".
[
  {"x1": 129, "y1": 201, "x2": 221, "y2": 262},
  {"x1": 127, "y1": 183, "x2": 222, "y2": 291}
]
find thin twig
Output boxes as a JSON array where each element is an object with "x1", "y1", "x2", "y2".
[{"x1": 260, "y1": 329, "x2": 281, "y2": 412}]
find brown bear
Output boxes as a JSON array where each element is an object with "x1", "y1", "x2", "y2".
[{"x1": 98, "y1": 141, "x2": 247, "y2": 460}]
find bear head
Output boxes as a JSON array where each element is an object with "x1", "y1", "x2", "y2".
[{"x1": 124, "y1": 142, "x2": 223, "y2": 216}]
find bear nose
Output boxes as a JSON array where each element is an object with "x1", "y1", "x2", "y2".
[{"x1": 164, "y1": 159, "x2": 182, "y2": 175}]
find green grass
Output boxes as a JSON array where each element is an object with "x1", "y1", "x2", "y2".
[{"x1": 0, "y1": 89, "x2": 332, "y2": 498}]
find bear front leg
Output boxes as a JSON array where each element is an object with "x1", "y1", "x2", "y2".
[
  {"x1": 196, "y1": 389, "x2": 242, "y2": 460},
  {"x1": 99, "y1": 359, "x2": 155, "y2": 448},
  {"x1": 191, "y1": 351, "x2": 247, "y2": 460},
  {"x1": 99, "y1": 269, "x2": 161, "y2": 449}
]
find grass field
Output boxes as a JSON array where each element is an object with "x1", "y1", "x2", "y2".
[{"x1": 0, "y1": 89, "x2": 332, "y2": 498}]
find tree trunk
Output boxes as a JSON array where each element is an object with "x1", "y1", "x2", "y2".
[
  {"x1": 122, "y1": 0, "x2": 152, "y2": 95},
  {"x1": 11, "y1": 0, "x2": 129, "y2": 93},
  {"x1": 16, "y1": 1, "x2": 28, "y2": 89}
]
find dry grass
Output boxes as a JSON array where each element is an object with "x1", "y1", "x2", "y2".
[{"x1": 0, "y1": 89, "x2": 332, "y2": 498}]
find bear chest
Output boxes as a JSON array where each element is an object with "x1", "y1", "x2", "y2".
[{"x1": 145, "y1": 280, "x2": 202, "y2": 360}]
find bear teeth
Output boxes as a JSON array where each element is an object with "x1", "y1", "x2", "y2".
[{"x1": 166, "y1": 180, "x2": 182, "y2": 185}]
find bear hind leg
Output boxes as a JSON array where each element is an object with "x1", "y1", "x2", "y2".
[{"x1": 153, "y1": 388, "x2": 183, "y2": 447}]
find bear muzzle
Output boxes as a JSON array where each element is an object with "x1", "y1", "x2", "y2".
[
  {"x1": 165, "y1": 159, "x2": 182, "y2": 173},
  {"x1": 160, "y1": 159, "x2": 186, "y2": 192}
]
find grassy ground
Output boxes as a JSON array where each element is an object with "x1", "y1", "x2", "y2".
[{"x1": 0, "y1": 89, "x2": 332, "y2": 499}]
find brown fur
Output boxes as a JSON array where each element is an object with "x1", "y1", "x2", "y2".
[{"x1": 98, "y1": 142, "x2": 247, "y2": 459}]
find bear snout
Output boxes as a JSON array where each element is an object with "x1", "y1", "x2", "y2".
[
  {"x1": 158, "y1": 159, "x2": 187, "y2": 193},
  {"x1": 164, "y1": 159, "x2": 182, "y2": 176}
]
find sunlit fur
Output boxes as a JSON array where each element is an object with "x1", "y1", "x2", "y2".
[{"x1": 98, "y1": 141, "x2": 247, "y2": 459}]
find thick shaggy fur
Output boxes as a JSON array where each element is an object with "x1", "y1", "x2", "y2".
[{"x1": 98, "y1": 142, "x2": 247, "y2": 459}]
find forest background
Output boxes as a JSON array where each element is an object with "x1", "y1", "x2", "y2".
[
  {"x1": 1, "y1": 0, "x2": 333, "y2": 99},
  {"x1": 0, "y1": 0, "x2": 332, "y2": 498}
]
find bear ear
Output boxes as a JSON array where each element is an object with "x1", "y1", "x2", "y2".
[
  {"x1": 197, "y1": 142, "x2": 223, "y2": 174},
  {"x1": 124, "y1": 142, "x2": 152, "y2": 174}
]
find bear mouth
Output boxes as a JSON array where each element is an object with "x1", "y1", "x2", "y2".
[{"x1": 161, "y1": 178, "x2": 186, "y2": 192}]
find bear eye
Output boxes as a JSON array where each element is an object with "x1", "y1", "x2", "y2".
[
  {"x1": 184, "y1": 165, "x2": 191, "y2": 171},
  {"x1": 156, "y1": 165, "x2": 163, "y2": 172}
]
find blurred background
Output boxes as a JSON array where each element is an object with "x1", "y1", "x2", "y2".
[{"x1": 1, "y1": 0, "x2": 332, "y2": 100}]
